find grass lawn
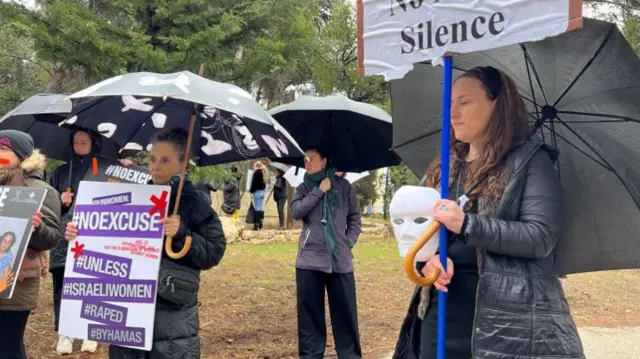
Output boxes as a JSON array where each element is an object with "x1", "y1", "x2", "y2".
[{"x1": 25, "y1": 235, "x2": 640, "y2": 358}]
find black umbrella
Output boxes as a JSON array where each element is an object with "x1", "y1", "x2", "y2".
[
  {"x1": 390, "y1": 18, "x2": 640, "y2": 275},
  {"x1": 0, "y1": 93, "x2": 120, "y2": 161},
  {"x1": 268, "y1": 95, "x2": 401, "y2": 172}
]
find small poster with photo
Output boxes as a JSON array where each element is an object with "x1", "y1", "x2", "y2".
[{"x1": 0, "y1": 186, "x2": 48, "y2": 299}]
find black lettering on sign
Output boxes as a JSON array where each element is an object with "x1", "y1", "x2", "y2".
[
  {"x1": 399, "y1": 12, "x2": 506, "y2": 55},
  {"x1": 390, "y1": 0, "x2": 424, "y2": 16}
]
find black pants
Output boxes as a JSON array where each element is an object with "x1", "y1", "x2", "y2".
[
  {"x1": 0, "y1": 310, "x2": 31, "y2": 359},
  {"x1": 276, "y1": 199, "x2": 286, "y2": 229},
  {"x1": 296, "y1": 269, "x2": 362, "y2": 359},
  {"x1": 51, "y1": 267, "x2": 65, "y2": 331}
]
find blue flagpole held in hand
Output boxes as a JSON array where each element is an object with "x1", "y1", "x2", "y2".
[{"x1": 437, "y1": 56, "x2": 453, "y2": 359}]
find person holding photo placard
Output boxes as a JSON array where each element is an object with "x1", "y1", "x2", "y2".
[
  {"x1": 66, "y1": 127, "x2": 226, "y2": 359},
  {"x1": 0, "y1": 130, "x2": 61, "y2": 359}
]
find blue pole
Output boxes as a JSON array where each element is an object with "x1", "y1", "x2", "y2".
[{"x1": 437, "y1": 56, "x2": 453, "y2": 359}]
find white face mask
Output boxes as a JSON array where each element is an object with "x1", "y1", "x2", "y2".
[{"x1": 389, "y1": 186, "x2": 440, "y2": 262}]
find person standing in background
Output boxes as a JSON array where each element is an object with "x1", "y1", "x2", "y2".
[
  {"x1": 249, "y1": 161, "x2": 267, "y2": 230},
  {"x1": 290, "y1": 148, "x2": 363, "y2": 359},
  {"x1": 222, "y1": 166, "x2": 241, "y2": 220},
  {"x1": 273, "y1": 169, "x2": 288, "y2": 230}
]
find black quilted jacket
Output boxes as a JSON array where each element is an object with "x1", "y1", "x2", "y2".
[
  {"x1": 109, "y1": 179, "x2": 226, "y2": 359},
  {"x1": 393, "y1": 139, "x2": 585, "y2": 359}
]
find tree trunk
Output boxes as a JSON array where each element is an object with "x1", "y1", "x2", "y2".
[
  {"x1": 45, "y1": 63, "x2": 87, "y2": 93},
  {"x1": 263, "y1": 70, "x2": 288, "y2": 108}
]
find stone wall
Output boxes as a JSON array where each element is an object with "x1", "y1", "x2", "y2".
[{"x1": 219, "y1": 216, "x2": 391, "y2": 244}]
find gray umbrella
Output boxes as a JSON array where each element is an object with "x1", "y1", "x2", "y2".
[{"x1": 390, "y1": 18, "x2": 640, "y2": 275}]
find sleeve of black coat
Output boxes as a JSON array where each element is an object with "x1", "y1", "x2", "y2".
[
  {"x1": 172, "y1": 206, "x2": 226, "y2": 270},
  {"x1": 29, "y1": 185, "x2": 62, "y2": 251},
  {"x1": 462, "y1": 150, "x2": 562, "y2": 259}
]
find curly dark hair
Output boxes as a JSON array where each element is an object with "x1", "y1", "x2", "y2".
[{"x1": 425, "y1": 66, "x2": 529, "y2": 200}]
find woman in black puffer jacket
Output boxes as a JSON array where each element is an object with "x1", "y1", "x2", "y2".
[
  {"x1": 66, "y1": 128, "x2": 226, "y2": 359},
  {"x1": 393, "y1": 67, "x2": 584, "y2": 359}
]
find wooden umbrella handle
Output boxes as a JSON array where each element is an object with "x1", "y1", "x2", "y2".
[
  {"x1": 164, "y1": 63, "x2": 204, "y2": 260},
  {"x1": 404, "y1": 221, "x2": 442, "y2": 287},
  {"x1": 165, "y1": 235, "x2": 192, "y2": 259}
]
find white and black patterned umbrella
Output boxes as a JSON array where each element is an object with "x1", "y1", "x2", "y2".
[{"x1": 62, "y1": 71, "x2": 303, "y2": 165}]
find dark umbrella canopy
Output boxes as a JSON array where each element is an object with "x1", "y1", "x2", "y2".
[
  {"x1": 390, "y1": 18, "x2": 640, "y2": 275},
  {"x1": 63, "y1": 71, "x2": 303, "y2": 166},
  {"x1": 268, "y1": 95, "x2": 401, "y2": 172},
  {"x1": 0, "y1": 94, "x2": 119, "y2": 161}
]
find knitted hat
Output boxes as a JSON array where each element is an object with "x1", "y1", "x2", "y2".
[{"x1": 0, "y1": 130, "x2": 35, "y2": 160}]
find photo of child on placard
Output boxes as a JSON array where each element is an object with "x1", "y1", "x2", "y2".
[{"x1": 0, "y1": 217, "x2": 31, "y2": 295}]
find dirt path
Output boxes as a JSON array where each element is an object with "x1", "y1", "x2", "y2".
[
  {"x1": 579, "y1": 326, "x2": 640, "y2": 358},
  {"x1": 378, "y1": 326, "x2": 640, "y2": 359}
]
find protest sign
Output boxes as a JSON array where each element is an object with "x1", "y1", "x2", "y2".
[
  {"x1": 357, "y1": 0, "x2": 583, "y2": 80},
  {"x1": 0, "y1": 186, "x2": 47, "y2": 299},
  {"x1": 59, "y1": 181, "x2": 170, "y2": 351},
  {"x1": 84, "y1": 155, "x2": 151, "y2": 185}
]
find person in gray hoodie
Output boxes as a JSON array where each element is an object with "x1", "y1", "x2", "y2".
[{"x1": 290, "y1": 148, "x2": 362, "y2": 359}]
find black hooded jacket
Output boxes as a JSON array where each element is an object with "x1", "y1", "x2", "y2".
[{"x1": 48, "y1": 130, "x2": 116, "y2": 271}]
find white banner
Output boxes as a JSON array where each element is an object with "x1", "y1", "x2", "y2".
[
  {"x1": 357, "y1": 0, "x2": 583, "y2": 80},
  {"x1": 59, "y1": 181, "x2": 170, "y2": 351},
  {"x1": 283, "y1": 167, "x2": 370, "y2": 187}
]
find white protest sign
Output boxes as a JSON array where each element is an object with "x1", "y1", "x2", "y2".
[
  {"x1": 59, "y1": 181, "x2": 170, "y2": 351},
  {"x1": 357, "y1": 0, "x2": 583, "y2": 80}
]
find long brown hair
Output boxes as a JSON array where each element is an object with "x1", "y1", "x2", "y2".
[{"x1": 425, "y1": 66, "x2": 529, "y2": 200}]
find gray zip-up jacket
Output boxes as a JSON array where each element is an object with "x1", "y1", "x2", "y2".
[{"x1": 291, "y1": 176, "x2": 362, "y2": 274}]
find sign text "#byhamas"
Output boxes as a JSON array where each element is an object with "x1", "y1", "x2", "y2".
[{"x1": 104, "y1": 165, "x2": 152, "y2": 185}]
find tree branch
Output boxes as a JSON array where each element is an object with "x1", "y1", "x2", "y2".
[
  {"x1": 588, "y1": 0, "x2": 640, "y2": 10},
  {"x1": 0, "y1": 53, "x2": 53, "y2": 76}
]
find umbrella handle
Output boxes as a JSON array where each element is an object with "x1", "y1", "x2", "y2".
[
  {"x1": 404, "y1": 221, "x2": 442, "y2": 287},
  {"x1": 165, "y1": 235, "x2": 192, "y2": 259}
]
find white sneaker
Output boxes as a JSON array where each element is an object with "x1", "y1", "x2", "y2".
[
  {"x1": 56, "y1": 335, "x2": 73, "y2": 355},
  {"x1": 81, "y1": 339, "x2": 98, "y2": 353}
]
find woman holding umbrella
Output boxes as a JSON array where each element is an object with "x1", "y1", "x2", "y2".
[
  {"x1": 48, "y1": 128, "x2": 130, "y2": 355},
  {"x1": 393, "y1": 67, "x2": 584, "y2": 358},
  {"x1": 65, "y1": 127, "x2": 226, "y2": 359},
  {"x1": 290, "y1": 148, "x2": 362, "y2": 359}
]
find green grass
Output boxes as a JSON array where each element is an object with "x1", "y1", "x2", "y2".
[{"x1": 26, "y1": 236, "x2": 640, "y2": 359}]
